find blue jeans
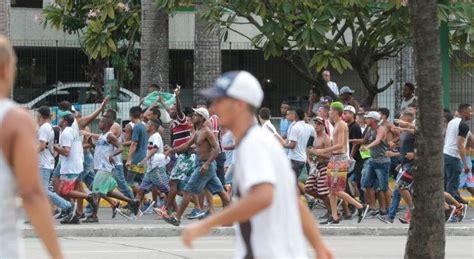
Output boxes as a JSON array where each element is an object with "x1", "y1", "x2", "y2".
[
  {"x1": 361, "y1": 160, "x2": 391, "y2": 191},
  {"x1": 113, "y1": 164, "x2": 134, "y2": 199},
  {"x1": 184, "y1": 161, "x2": 223, "y2": 195},
  {"x1": 79, "y1": 151, "x2": 95, "y2": 188},
  {"x1": 388, "y1": 188, "x2": 401, "y2": 219},
  {"x1": 444, "y1": 154, "x2": 462, "y2": 201},
  {"x1": 40, "y1": 168, "x2": 71, "y2": 210}
]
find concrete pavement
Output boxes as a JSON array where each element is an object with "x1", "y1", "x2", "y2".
[
  {"x1": 25, "y1": 236, "x2": 474, "y2": 259},
  {"x1": 21, "y1": 207, "x2": 474, "y2": 238}
]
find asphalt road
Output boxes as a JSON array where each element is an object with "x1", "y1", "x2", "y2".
[{"x1": 25, "y1": 236, "x2": 473, "y2": 259}]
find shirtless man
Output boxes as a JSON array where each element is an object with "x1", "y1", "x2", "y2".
[
  {"x1": 314, "y1": 102, "x2": 369, "y2": 224},
  {"x1": 163, "y1": 107, "x2": 230, "y2": 226},
  {"x1": 305, "y1": 117, "x2": 332, "y2": 217},
  {"x1": 0, "y1": 35, "x2": 63, "y2": 259}
]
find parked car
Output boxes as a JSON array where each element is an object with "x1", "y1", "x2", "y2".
[{"x1": 18, "y1": 82, "x2": 140, "y2": 125}]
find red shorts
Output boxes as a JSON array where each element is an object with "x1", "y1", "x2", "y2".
[{"x1": 59, "y1": 174, "x2": 79, "y2": 195}]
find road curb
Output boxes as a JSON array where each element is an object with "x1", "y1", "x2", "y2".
[{"x1": 22, "y1": 225, "x2": 473, "y2": 238}]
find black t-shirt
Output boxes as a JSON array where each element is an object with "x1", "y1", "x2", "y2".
[
  {"x1": 400, "y1": 132, "x2": 415, "y2": 169},
  {"x1": 348, "y1": 121, "x2": 363, "y2": 162},
  {"x1": 459, "y1": 121, "x2": 470, "y2": 138}
]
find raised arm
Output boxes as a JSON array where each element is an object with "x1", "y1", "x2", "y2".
[{"x1": 78, "y1": 96, "x2": 109, "y2": 128}]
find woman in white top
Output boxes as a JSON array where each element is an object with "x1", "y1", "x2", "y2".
[{"x1": 0, "y1": 36, "x2": 62, "y2": 258}]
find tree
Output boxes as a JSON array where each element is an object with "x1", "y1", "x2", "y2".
[
  {"x1": 156, "y1": 0, "x2": 473, "y2": 106},
  {"x1": 405, "y1": 0, "x2": 446, "y2": 258},
  {"x1": 42, "y1": 0, "x2": 141, "y2": 107},
  {"x1": 141, "y1": 0, "x2": 169, "y2": 96}
]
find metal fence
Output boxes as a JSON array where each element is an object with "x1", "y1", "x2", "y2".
[{"x1": 11, "y1": 40, "x2": 474, "y2": 128}]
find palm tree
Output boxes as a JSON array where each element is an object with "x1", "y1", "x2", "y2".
[
  {"x1": 405, "y1": 0, "x2": 446, "y2": 258},
  {"x1": 140, "y1": 0, "x2": 169, "y2": 96},
  {"x1": 0, "y1": 0, "x2": 9, "y2": 37},
  {"x1": 193, "y1": 7, "x2": 221, "y2": 104}
]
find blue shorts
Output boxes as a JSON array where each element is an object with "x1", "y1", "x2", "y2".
[
  {"x1": 361, "y1": 159, "x2": 390, "y2": 191},
  {"x1": 184, "y1": 161, "x2": 223, "y2": 195},
  {"x1": 139, "y1": 167, "x2": 170, "y2": 193}
]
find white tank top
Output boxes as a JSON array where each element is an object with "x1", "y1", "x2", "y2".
[
  {"x1": 0, "y1": 99, "x2": 24, "y2": 258},
  {"x1": 114, "y1": 123, "x2": 123, "y2": 166},
  {"x1": 93, "y1": 131, "x2": 115, "y2": 172}
]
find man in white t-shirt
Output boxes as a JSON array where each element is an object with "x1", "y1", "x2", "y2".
[
  {"x1": 282, "y1": 108, "x2": 314, "y2": 179},
  {"x1": 37, "y1": 106, "x2": 74, "y2": 217},
  {"x1": 443, "y1": 103, "x2": 472, "y2": 202},
  {"x1": 322, "y1": 70, "x2": 339, "y2": 96},
  {"x1": 182, "y1": 71, "x2": 333, "y2": 259},
  {"x1": 53, "y1": 114, "x2": 98, "y2": 224},
  {"x1": 258, "y1": 107, "x2": 286, "y2": 142}
]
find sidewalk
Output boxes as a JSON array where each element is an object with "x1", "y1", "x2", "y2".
[{"x1": 22, "y1": 207, "x2": 474, "y2": 238}]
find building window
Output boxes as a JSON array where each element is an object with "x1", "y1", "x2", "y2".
[{"x1": 11, "y1": 0, "x2": 43, "y2": 8}]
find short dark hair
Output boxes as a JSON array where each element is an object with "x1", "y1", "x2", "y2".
[
  {"x1": 310, "y1": 86, "x2": 321, "y2": 96},
  {"x1": 444, "y1": 112, "x2": 454, "y2": 123},
  {"x1": 101, "y1": 116, "x2": 115, "y2": 127},
  {"x1": 62, "y1": 114, "x2": 75, "y2": 126},
  {"x1": 129, "y1": 106, "x2": 142, "y2": 119},
  {"x1": 104, "y1": 109, "x2": 117, "y2": 121},
  {"x1": 378, "y1": 108, "x2": 390, "y2": 118},
  {"x1": 320, "y1": 105, "x2": 330, "y2": 112},
  {"x1": 184, "y1": 107, "x2": 193, "y2": 117},
  {"x1": 259, "y1": 107, "x2": 271, "y2": 120},
  {"x1": 148, "y1": 119, "x2": 161, "y2": 129},
  {"x1": 58, "y1": 101, "x2": 73, "y2": 112},
  {"x1": 37, "y1": 106, "x2": 51, "y2": 119},
  {"x1": 458, "y1": 103, "x2": 471, "y2": 113},
  {"x1": 281, "y1": 100, "x2": 290, "y2": 106},
  {"x1": 295, "y1": 108, "x2": 305, "y2": 121},
  {"x1": 150, "y1": 106, "x2": 161, "y2": 118},
  {"x1": 404, "y1": 82, "x2": 415, "y2": 91}
]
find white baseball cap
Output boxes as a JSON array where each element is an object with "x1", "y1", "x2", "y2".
[
  {"x1": 344, "y1": 105, "x2": 356, "y2": 114},
  {"x1": 192, "y1": 107, "x2": 210, "y2": 120},
  {"x1": 199, "y1": 71, "x2": 264, "y2": 108},
  {"x1": 364, "y1": 111, "x2": 381, "y2": 121}
]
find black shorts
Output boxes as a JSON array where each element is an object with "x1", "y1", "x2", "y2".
[{"x1": 290, "y1": 160, "x2": 306, "y2": 179}]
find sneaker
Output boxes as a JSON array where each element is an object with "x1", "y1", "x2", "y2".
[
  {"x1": 377, "y1": 214, "x2": 394, "y2": 224},
  {"x1": 343, "y1": 213, "x2": 353, "y2": 220},
  {"x1": 185, "y1": 208, "x2": 200, "y2": 218},
  {"x1": 445, "y1": 205, "x2": 456, "y2": 222},
  {"x1": 112, "y1": 202, "x2": 121, "y2": 219},
  {"x1": 55, "y1": 210, "x2": 69, "y2": 220},
  {"x1": 116, "y1": 208, "x2": 135, "y2": 221},
  {"x1": 319, "y1": 216, "x2": 340, "y2": 225},
  {"x1": 454, "y1": 204, "x2": 468, "y2": 222},
  {"x1": 154, "y1": 206, "x2": 169, "y2": 218},
  {"x1": 198, "y1": 210, "x2": 211, "y2": 220},
  {"x1": 82, "y1": 215, "x2": 99, "y2": 223},
  {"x1": 129, "y1": 200, "x2": 140, "y2": 216},
  {"x1": 138, "y1": 200, "x2": 156, "y2": 217},
  {"x1": 53, "y1": 209, "x2": 61, "y2": 218},
  {"x1": 60, "y1": 213, "x2": 80, "y2": 224},
  {"x1": 404, "y1": 211, "x2": 412, "y2": 223},
  {"x1": 77, "y1": 213, "x2": 86, "y2": 220},
  {"x1": 357, "y1": 204, "x2": 370, "y2": 223},
  {"x1": 164, "y1": 216, "x2": 181, "y2": 227},
  {"x1": 398, "y1": 217, "x2": 409, "y2": 224},
  {"x1": 187, "y1": 209, "x2": 205, "y2": 220}
]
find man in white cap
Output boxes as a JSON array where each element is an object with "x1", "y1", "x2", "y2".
[
  {"x1": 339, "y1": 86, "x2": 360, "y2": 113},
  {"x1": 164, "y1": 107, "x2": 230, "y2": 226},
  {"x1": 182, "y1": 71, "x2": 333, "y2": 259}
]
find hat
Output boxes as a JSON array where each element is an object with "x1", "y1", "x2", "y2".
[
  {"x1": 321, "y1": 96, "x2": 333, "y2": 103},
  {"x1": 313, "y1": 116, "x2": 325, "y2": 124},
  {"x1": 365, "y1": 111, "x2": 381, "y2": 121},
  {"x1": 192, "y1": 107, "x2": 210, "y2": 120},
  {"x1": 340, "y1": 86, "x2": 355, "y2": 95},
  {"x1": 199, "y1": 71, "x2": 263, "y2": 108},
  {"x1": 57, "y1": 110, "x2": 73, "y2": 119},
  {"x1": 344, "y1": 105, "x2": 356, "y2": 114}
]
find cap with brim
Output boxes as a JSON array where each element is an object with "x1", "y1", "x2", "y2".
[
  {"x1": 344, "y1": 105, "x2": 356, "y2": 114},
  {"x1": 57, "y1": 110, "x2": 73, "y2": 119},
  {"x1": 192, "y1": 107, "x2": 210, "y2": 120},
  {"x1": 364, "y1": 111, "x2": 381, "y2": 121},
  {"x1": 340, "y1": 86, "x2": 355, "y2": 95},
  {"x1": 199, "y1": 71, "x2": 263, "y2": 108},
  {"x1": 312, "y1": 116, "x2": 325, "y2": 124}
]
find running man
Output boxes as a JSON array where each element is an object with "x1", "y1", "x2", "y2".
[
  {"x1": 126, "y1": 106, "x2": 149, "y2": 194},
  {"x1": 0, "y1": 36, "x2": 63, "y2": 259},
  {"x1": 183, "y1": 71, "x2": 333, "y2": 259},
  {"x1": 314, "y1": 102, "x2": 369, "y2": 224},
  {"x1": 163, "y1": 107, "x2": 230, "y2": 226}
]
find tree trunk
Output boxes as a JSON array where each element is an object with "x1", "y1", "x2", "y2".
[
  {"x1": 140, "y1": 0, "x2": 169, "y2": 96},
  {"x1": 405, "y1": 0, "x2": 445, "y2": 258},
  {"x1": 141, "y1": 0, "x2": 170, "y2": 144},
  {"x1": 194, "y1": 9, "x2": 221, "y2": 104}
]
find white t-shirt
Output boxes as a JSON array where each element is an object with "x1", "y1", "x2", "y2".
[
  {"x1": 234, "y1": 125, "x2": 307, "y2": 259},
  {"x1": 287, "y1": 121, "x2": 314, "y2": 162},
  {"x1": 59, "y1": 127, "x2": 84, "y2": 175},
  {"x1": 72, "y1": 119, "x2": 84, "y2": 165},
  {"x1": 443, "y1": 117, "x2": 470, "y2": 158},
  {"x1": 262, "y1": 120, "x2": 278, "y2": 135},
  {"x1": 328, "y1": 81, "x2": 339, "y2": 95},
  {"x1": 222, "y1": 131, "x2": 235, "y2": 167},
  {"x1": 93, "y1": 132, "x2": 115, "y2": 172},
  {"x1": 38, "y1": 122, "x2": 55, "y2": 169},
  {"x1": 147, "y1": 132, "x2": 169, "y2": 170}
]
